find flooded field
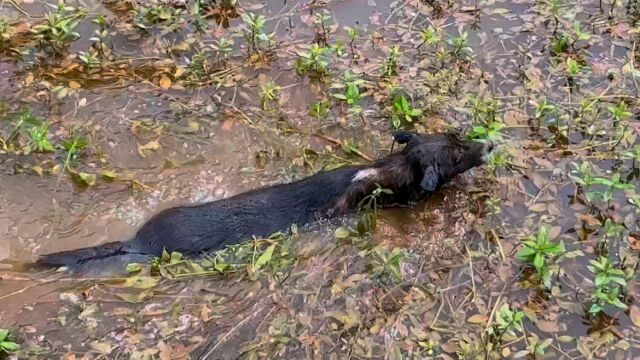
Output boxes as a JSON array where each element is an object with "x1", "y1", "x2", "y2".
[{"x1": 0, "y1": 0, "x2": 640, "y2": 358}]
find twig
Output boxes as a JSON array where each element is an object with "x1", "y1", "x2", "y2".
[
  {"x1": 199, "y1": 302, "x2": 273, "y2": 359},
  {"x1": 311, "y1": 133, "x2": 374, "y2": 161},
  {"x1": 465, "y1": 245, "x2": 477, "y2": 302},
  {"x1": 489, "y1": 229, "x2": 507, "y2": 262},
  {"x1": 8, "y1": 0, "x2": 35, "y2": 18}
]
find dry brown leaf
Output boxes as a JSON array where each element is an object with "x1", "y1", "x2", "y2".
[
  {"x1": 536, "y1": 319, "x2": 559, "y2": 333},
  {"x1": 467, "y1": 314, "x2": 489, "y2": 325},
  {"x1": 628, "y1": 234, "x2": 640, "y2": 251},
  {"x1": 68, "y1": 81, "x2": 81, "y2": 89},
  {"x1": 159, "y1": 75, "x2": 172, "y2": 90},
  {"x1": 629, "y1": 305, "x2": 640, "y2": 328},
  {"x1": 138, "y1": 140, "x2": 161, "y2": 158},
  {"x1": 158, "y1": 340, "x2": 173, "y2": 360},
  {"x1": 201, "y1": 304, "x2": 212, "y2": 322}
]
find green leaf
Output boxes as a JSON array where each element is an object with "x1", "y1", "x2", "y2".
[
  {"x1": 254, "y1": 244, "x2": 276, "y2": 269},
  {"x1": 533, "y1": 253, "x2": 544, "y2": 271},
  {"x1": 0, "y1": 329, "x2": 7, "y2": 342},
  {"x1": 170, "y1": 251, "x2": 183, "y2": 263},
  {"x1": 516, "y1": 246, "x2": 536, "y2": 260},
  {"x1": 334, "y1": 227, "x2": 350, "y2": 239},
  {"x1": 124, "y1": 275, "x2": 159, "y2": 289},
  {"x1": 609, "y1": 276, "x2": 627, "y2": 286},
  {"x1": 214, "y1": 261, "x2": 229, "y2": 272},
  {"x1": 79, "y1": 172, "x2": 96, "y2": 186},
  {"x1": 126, "y1": 263, "x2": 142, "y2": 273},
  {"x1": 612, "y1": 299, "x2": 628, "y2": 310},
  {"x1": 1, "y1": 341, "x2": 19, "y2": 352},
  {"x1": 588, "y1": 303, "x2": 602, "y2": 314}
]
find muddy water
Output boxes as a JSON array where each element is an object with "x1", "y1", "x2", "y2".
[{"x1": 0, "y1": 0, "x2": 639, "y2": 358}]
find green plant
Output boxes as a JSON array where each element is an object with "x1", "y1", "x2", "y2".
[
  {"x1": 259, "y1": 80, "x2": 279, "y2": 110},
  {"x1": 447, "y1": 29, "x2": 472, "y2": 60},
  {"x1": 565, "y1": 57, "x2": 583, "y2": 86},
  {"x1": 381, "y1": 45, "x2": 401, "y2": 77},
  {"x1": 486, "y1": 304, "x2": 524, "y2": 342},
  {"x1": 2, "y1": 109, "x2": 43, "y2": 150},
  {"x1": 534, "y1": 97, "x2": 557, "y2": 119},
  {"x1": 607, "y1": 102, "x2": 632, "y2": 124},
  {"x1": 485, "y1": 147, "x2": 509, "y2": 173},
  {"x1": 587, "y1": 256, "x2": 628, "y2": 315},
  {"x1": 468, "y1": 94, "x2": 498, "y2": 124},
  {"x1": 331, "y1": 40, "x2": 346, "y2": 57},
  {"x1": 417, "y1": 25, "x2": 440, "y2": 50},
  {"x1": 185, "y1": 52, "x2": 208, "y2": 81},
  {"x1": 0, "y1": 328, "x2": 19, "y2": 355},
  {"x1": 390, "y1": 95, "x2": 422, "y2": 129},
  {"x1": 468, "y1": 121, "x2": 505, "y2": 141},
  {"x1": 370, "y1": 247, "x2": 405, "y2": 281},
  {"x1": 214, "y1": 37, "x2": 234, "y2": 64},
  {"x1": 515, "y1": 335, "x2": 552, "y2": 358},
  {"x1": 309, "y1": 100, "x2": 330, "y2": 119},
  {"x1": 32, "y1": 0, "x2": 85, "y2": 53},
  {"x1": 28, "y1": 123, "x2": 55, "y2": 153},
  {"x1": 550, "y1": 32, "x2": 569, "y2": 55},
  {"x1": 344, "y1": 25, "x2": 358, "y2": 55},
  {"x1": 78, "y1": 50, "x2": 100, "y2": 69},
  {"x1": 241, "y1": 12, "x2": 272, "y2": 56},
  {"x1": 0, "y1": 18, "x2": 13, "y2": 48},
  {"x1": 133, "y1": 4, "x2": 183, "y2": 31},
  {"x1": 313, "y1": 10, "x2": 332, "y2": 45},
  {"x1": 295, "y1": 44, "x2": 331, "y2": 77},
  {"x1": 90, "y1": 14, "x2": 109, "y2": 57},
  {"x1": 516, "y1": 225, "x2": 565, "y2": 288},
  {"x1": 62, "y1": 135, "x2": 88, "y2": 171},
  {"x1": 592, "y1": 172, "x2": 634, "y2": 205},
  {"x1": 571, "y1": 20, "x2": 590, "y2": 44},
  {"x1": 333, "y1": 83, "x2": 362, "y2": 107}
]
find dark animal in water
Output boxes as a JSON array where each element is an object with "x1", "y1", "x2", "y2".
[{"x1": 35, "y1": 131, "x2": 493, "y2": 271}]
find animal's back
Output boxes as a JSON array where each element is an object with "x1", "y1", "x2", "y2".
[{"x1": 131, "y1": 166, "x2": 361, "y2": 256}]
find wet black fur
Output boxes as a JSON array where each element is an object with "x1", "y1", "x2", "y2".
[{"x1": 35, "y1": 132, "x2": 491, "y2": 271}]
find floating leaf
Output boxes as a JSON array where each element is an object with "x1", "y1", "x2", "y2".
[
  {"x1": 116, "y1": 292, "x2": 150, "y2": 303},
  {"x1": 630, "y1": 305, "x2": 640, "y2": 328},
  {"x1": 126, "y1": 263, "x2": 142, "y2": 273},
  {"x1": 138, "y1": 139, "x2": 161, "y2": 158},
  {"x1": 159, "y1": 75, "x2": 172, "y2": 90},
  {"x1": 467, "y1": 314, "x2": 488, "y2": 325},
  {"x1": 334, "y1": 227, "x2": 350, "y2": 239}
]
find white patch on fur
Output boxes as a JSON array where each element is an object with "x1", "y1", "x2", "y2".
[{"x1": 352, "y1": 168, "x2": 379, "y2": 182}]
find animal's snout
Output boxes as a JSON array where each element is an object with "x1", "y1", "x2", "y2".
[{"x1": 482, "y1": 141, "x2": 494, "y2": 155}]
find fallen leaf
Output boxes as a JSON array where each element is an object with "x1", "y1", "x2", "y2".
[
  {"x1": 629, "y1": 305, "x2": 640, "y2": 328},
  {"x1": 159, "y1": 75, "x2": 172, "y2": 90},
  {"x1": 628, "y1": 234, "x2": 640, "y2": 251},
  {"x1": 90, "y1": 342, "x2": 113, "y2": 354},
  {"x1": 537, "y1": 319, "x2": 559, "y2": 333},
  {"x1": 201, "y1": 304, "x2": 212, "y2": 322},
  {"x1": 116, "y1": 292, "x2": 150, "y2": 303},
  {"x1": 138, "y1": 139, "x2": 161, "y2": 158},
  {"x1": 467, "y1": 314, "x2": 489, "y2": 325}
]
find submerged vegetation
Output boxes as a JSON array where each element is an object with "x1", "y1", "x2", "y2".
[{"x1": 0, "y1": 0, "x2": 639, "y2": 359}]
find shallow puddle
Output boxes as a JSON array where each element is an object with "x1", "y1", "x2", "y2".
[{"x1": 1, "y1": 0, "x2": 639, "y2": 359}]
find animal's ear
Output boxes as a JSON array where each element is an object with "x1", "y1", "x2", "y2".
[
  {"x1": 392, "y1": 131, "x2": 416, "y2": 144},
  {"x1": 420, "y1": 166, "x2": 439, "y2": 192}
]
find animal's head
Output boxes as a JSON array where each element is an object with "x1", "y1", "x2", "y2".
[{"x1": 393, "y1": 131, "x2": 493, "y2": 193}]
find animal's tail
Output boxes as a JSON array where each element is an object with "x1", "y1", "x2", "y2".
[{"x1": 35, "y1": 241, "x2": 134, "y2": 268}]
